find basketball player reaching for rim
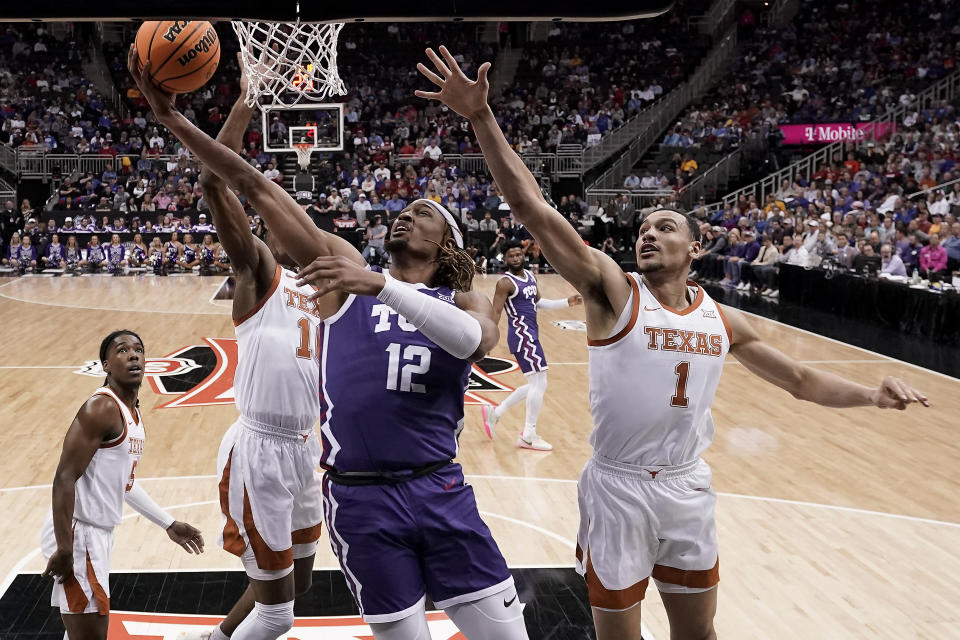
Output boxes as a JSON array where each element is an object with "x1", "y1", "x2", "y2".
[
  {"x1": 482, "y1": 239, "x2": 582, "y2": 451},
  {"x1": 42, "y1": 331, "x2": 204, "y2": 640},
  {"x1": 129, "y1": 46, "x2": 528, "y2": 640},
  {"x1": 415, "y1": 46, "x2": 929, "y2": 640},
  {"x1": 179, "y1": 59, "x2": 326, "y2": 640}
]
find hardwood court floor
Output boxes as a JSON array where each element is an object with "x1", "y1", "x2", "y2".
[{"x1": 0, "y1": 273, "x2": 958, "y2": 639}]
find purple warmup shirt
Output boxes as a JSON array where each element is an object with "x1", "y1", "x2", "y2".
[{"x1": 317, "y1": 270, "x2": 471, "y2": 472}]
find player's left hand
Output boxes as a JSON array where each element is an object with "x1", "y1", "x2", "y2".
[
  {"x1": 167, "y1": 521, "x2": 204, "y2": 554},
  {"x1": 568, "y1": 294, "x2": 584, "y2": 306},
  {"x1": 126, "y1": 44, "x2": 176, "y2": 121},
  {"x1": 415, "y1": 46, "x2": 491, "y2": 120},
  {"x1": 297, "y1": 255, "x2": 387, "y2": 299},
  {"x1": 870, "y1": 376, "x2": 929, "y2": 410}
]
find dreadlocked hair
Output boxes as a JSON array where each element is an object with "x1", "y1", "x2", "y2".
[{"x1": 427, "y1": 239, "x2": 477, "y2": 292}]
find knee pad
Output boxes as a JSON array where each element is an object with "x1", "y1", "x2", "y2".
[
  {"x1": 232, "y1": 600, "x2": 295, "y2": 640},
  {"x1": 368, "y1": 609, "x2": 431, "y2": 640},
  {"x1": 444, "y1": 585, "x2": 529, "y2": 640}
]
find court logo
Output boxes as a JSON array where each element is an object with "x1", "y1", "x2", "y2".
[
  {"x1": 73, "y1": 338, "x2": 516, "y2": 408},
  {"x1": 108, "y1": 610, "x2": 463, "y2": 639},
  {"x1": 553, "y1": 319, "x2": 587, "y2": 332}
]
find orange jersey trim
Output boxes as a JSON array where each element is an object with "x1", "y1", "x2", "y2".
[
  {"x1": 578, "y1": 545, "x2": 649, "y2": 610},
  {"x1": 242, "y1": 487, "x2": 294, "y2": 570},
  {"x1": 651, "y1": 558, "x2": 720, "y2": 589},
  {"x1": 93, "y1": 389, "x2": 131, "y2": 448},
  {"x1": 99, "y1": 422, "x2": 127, "y2": 449},
  {"x1": 86, "y1": 551, "x2": 110, "y2": 615},
  {"x1": 218, "y1": 448, "x2": 247, "y2": 557},
  {"x1": 587, "y1": 274, "x2": 641, "y2": 347},
  {"x1": 233, "y1": 264, "x2": 282, "y2": 327},
  {"x1": 715, "y1": 304, "x2": 733, "y2": 344},
  {"x1": 291, "y1": 522, "x2": 323, "y2": 545}
]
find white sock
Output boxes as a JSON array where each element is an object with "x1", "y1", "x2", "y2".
[
  {"x1": 521, "y1": 371, "x2": 548, "y2": 438},
  {"x1": 495, "y1": 384, "x2": 528, "y2": 419},
  {"x1": 232, "y1": 600, "x2": 294, "y2": 640},
  {"x1": 211, "y1": 626, "x2": 230, "y2": 640}
]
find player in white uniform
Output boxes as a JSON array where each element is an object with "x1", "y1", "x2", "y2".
[
  {"x1": 181, "y1": 65, "x2": 326, "y2": 640},
  {"x1": 42, "y1": 330, "x2": 204, "y2": 640},
  {"x1": 417, "y1": 46, "x2": 930, "y2": 639}
]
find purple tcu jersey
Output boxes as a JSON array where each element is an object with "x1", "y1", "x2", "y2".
[
  {"x1": 87, "y1": 244, "x2": 105, "y2": 263},
  {"x1": 182, "y1": 245, "x2": 196, "y2": 263},
  {"x1": 318, "y1": 275, "x2": 472, "y2": 472},
  {"x1": 502, "y1": 270, "x2": 547, "y2": 374},
  {"x1": 106, "y1": 244, "x2": 125, "y2": 263}
]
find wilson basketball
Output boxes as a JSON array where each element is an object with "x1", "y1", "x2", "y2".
[{"x1": 135, "y1": 20, "x2": 220, "y2": 93}]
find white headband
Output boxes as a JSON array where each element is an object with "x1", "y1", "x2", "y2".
[{"x1": 410, "y1": 198, "x2": 464, "y2": 249}]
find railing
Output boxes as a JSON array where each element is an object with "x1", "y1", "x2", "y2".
[
  {"x1": 14, "y1": 151, "x2": 184, "y2": 180},
  {"x1": 691, "y1": 0, "x2": 737, "y2": 38},
  {"x1": 677, "y1": 147, "x2": 743, "y2": 208},
  {"x1": 907, "y1": 176, "x2": 960, "y2": 200},
  {"x1": 583, "y1": 188, "x2": 676, "y2": 211},
  {"x1": 585, "y1": 24, "x2": 739, "y2": 186},
  {"x1": 582, "y1": 24, "x2": 738, "y2": 173},
  {"x1": 393, "y1": 150, "x2": 581, "y2": 179},
  {"x1": 0, "y1": 143, "x2": 16, "y2": 174},
  {"x1": 718, "y1": 68, "x2": 960, "y2": 208},
  {"x1": 0, "y1": 177, "x2": 15, "y2": 203}
]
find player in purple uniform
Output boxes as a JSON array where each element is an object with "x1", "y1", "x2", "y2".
[
  {"x1": 130, "y1": 46, "x2": 528, "y2": 640},
  {"x1": 482, "y1": 240, "x2": 582, "y2": 451}
]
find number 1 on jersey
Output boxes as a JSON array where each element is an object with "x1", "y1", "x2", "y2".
[
  {"x1": 296, "y1": 317, "x2": 319, "y2": 360},
  {"x1": 671, "y1": 361, "x2": 690, "y2": 408}
]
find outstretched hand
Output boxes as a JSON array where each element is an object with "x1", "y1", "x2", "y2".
[
  {"x1": 127, "y1": 44, "x2": 176, "y2": 121},
  {"x1": 870, "y1": 376, "x2": 929, "y2": 410},
  {"x1": 415, "y1": 45, "x2": 492, "y2": 120},
  {"x1": 568, "y1": 294, "x2": 584, "y2": 307},
  {"x1": 297, "y1": 255, "x2": 387, "y2": 300},
  {"x1": 166, "y1": 521, "x2": 204, "y2": 554}
]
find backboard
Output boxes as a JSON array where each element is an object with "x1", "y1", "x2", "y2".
[{"x1": 262, "y1": 103, "x2": 344, "y2": 153}]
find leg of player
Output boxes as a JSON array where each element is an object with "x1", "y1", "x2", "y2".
[
  {"x1": 367, "y1": 610, "x2": 432, "y2": 640},
  {"x1": 199, "y1": 554, "x2": 314, "y2": 640},
  {"x1": 61, "y1": 612, "x2": 110, "y2": 640},
  {"x1": 481, "y1": 384, "x2": 528, "y2": 438},
  {"x1": 659, "y1": 589, "x2": 718, "y2": 640},
  {"x1": 228, "y1": 571, "x2": 295, "y2": 640},
  {"x1": 443, "y1": 585, "x2": 528, "y2": 640},
  {"x1": 592, "y1": 603, "x2": 644, "y2": 640},
  {"x1": 517, "y1": 371, "x2": 551, "y2": 451}
]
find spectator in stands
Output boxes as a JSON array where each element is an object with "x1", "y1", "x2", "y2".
[
  {"x1": 899, "y1": 232, "x2": 923, "y2": 274},
  {"x1": 719, "y1": 228, "x2": 746, "y2": 287},
  {"x1": 919, "y1": 232, "x2": 948, "y2": 282},
  {"x1": 623, "y1": 172, "x2": 641, "y2": 190},
  {"x1": 942, "y1": 222, "x2": 960, "y2": 272},
  {"x1": 352, "y1": 193, "x2": 372, "y2": 227},
  {"x1": 1, "y1": 200, "x2": 22, "y2": 246},
  {"x1": 880, "y1": 244, "x2": 907, "y2": 277},
  {"x1": 263, "y1": 161, "x2": 281, "y2": 185},
  {"x1": 614, "y1": 194, "x2": 636, "y2": 250},
  {"x1": 742, "y1": 233, "x2": 780, "y2": 294},
  {"x1": 362, "y1": 214, "x2": 388, "y2": 265},
  {"x1": 834, "y1": 234, "x2": 859, "y2": 269},
  {"x1": 782, "y1": 234, "x2": 810, "y2": 268},
  {"x1": 478, "y1": 211, "x2": 498, "y2": 233}
]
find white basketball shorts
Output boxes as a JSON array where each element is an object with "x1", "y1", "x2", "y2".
[
  {"x1": 40, "y1": 514, "x2": 114, "y2": 615},
  {"x1": 217, "y1": 417, "x2": 325, "y2": 580},
  {"x1": 575, "y1": 454, "x2": 719, "y2": 611}
]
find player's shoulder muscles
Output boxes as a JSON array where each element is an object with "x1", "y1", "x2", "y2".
[
  {"x1": 718, "y1": 303, "x2": 761, "y2": 350},
  {"x1": 590, "y1": 246, "x2": 634, "y2": 314},
  {"x1": 57, "y1": 394, "x2": 124, "y2": 479}
]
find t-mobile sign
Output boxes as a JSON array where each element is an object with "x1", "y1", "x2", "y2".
[{"x1": 779, "y1": 122, "x2": 896, "y2": 145}]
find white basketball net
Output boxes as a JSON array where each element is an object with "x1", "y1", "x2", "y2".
[
  {"x1": 294, "y1": 143, "x2": 314, "y2": 170},
  {"x1": 231, "y1": 20, "x2": 347, "y2": 108}
]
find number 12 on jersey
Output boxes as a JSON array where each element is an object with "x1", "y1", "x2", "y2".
[{"x1": 386, "y1": 343, "x2": 431, "y2": 393}]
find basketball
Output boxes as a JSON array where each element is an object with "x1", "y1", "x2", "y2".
[{"x1": 134, "y1": 20, "x2": 220, "y2": 93}]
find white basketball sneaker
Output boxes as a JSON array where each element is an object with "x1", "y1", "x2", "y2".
[
  {"x1": 480, "y1": 404, "x2": 499, "y2": 440},
  {"x1": 518, "y1": 433, "x2": 553, "y2": 451}
]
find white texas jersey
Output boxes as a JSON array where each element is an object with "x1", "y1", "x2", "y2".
[
  {"x1": 233, "y1": 265, "x2": 322, "y2": 431},
  {"x1": 73, "y1": 386, "x2": 145, "y2": 528},
  {"x1": 588, "y1": 273, "x2": 730, "y2": 466}
]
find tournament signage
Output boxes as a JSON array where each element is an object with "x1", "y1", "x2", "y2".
[{"x1": 778, "y1": 122, "x2": 896, "y2": 145}]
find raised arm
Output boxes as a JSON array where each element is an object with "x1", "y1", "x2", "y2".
[
  {"x1": 198, "y1": 59, "x2": 273, "y2": 280},
  {"x1": 415, "y1": 47, "x2": 628, "y2": 318},
  {"x1": 127, "y1": 45, "x2": 362, "y2": 268},
  {"x1": 723, "y1": 305, "x2": 929, "y2": 409}
]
